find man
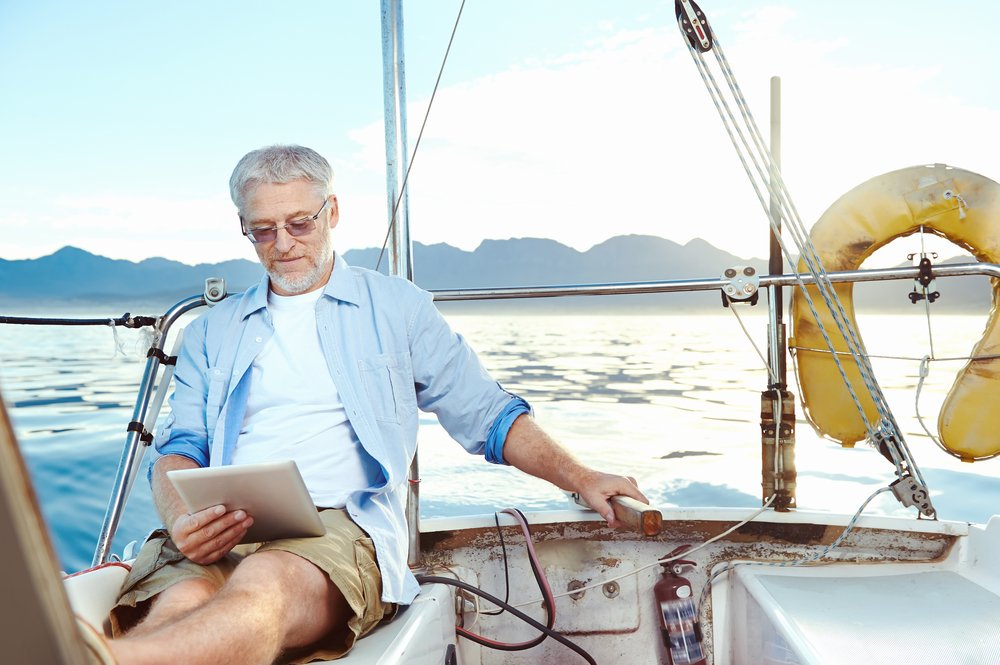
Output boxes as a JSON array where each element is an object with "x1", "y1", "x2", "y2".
[{"x1": 108, "y1": 144, "x2": 647, "y2": 664}]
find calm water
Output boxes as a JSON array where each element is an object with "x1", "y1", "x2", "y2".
[{"x1": 2, "y1": 307, "x2": 999, "y2": 573}]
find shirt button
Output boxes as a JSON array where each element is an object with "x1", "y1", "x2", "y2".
[{"x1": 255, "y1": 336, "x2": 262, "y2": 343}]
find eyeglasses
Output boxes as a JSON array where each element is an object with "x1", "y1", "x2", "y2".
[{"x1": 240, "y1": 199, "x2": 330, "y2": 244}]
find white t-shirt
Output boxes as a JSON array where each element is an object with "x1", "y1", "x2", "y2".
[{"x1": 231, "y1": 288, "x2": 369, "y2": 508}]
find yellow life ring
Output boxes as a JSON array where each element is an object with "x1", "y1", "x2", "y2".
[{"x1": 790, "y1": 164, "x2": 1000, "y2": 462}]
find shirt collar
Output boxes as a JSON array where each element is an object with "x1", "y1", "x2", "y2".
[
  {"x1": 240, "y1": 253, "x2": 359, "y2": 320},
  {"x1": 322, "y1": 254, "x2": 361, "y2": 306}
]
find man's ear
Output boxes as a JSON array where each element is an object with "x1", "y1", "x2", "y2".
[{"x1": 327, "y1": 194, "x2": 340, "y2": 231}]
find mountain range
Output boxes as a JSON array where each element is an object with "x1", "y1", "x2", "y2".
[{"x1": 0, "y1": 236, "x2": 991, "y2": 313}]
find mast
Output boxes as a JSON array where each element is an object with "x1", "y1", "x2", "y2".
[
  {"x1": 762, "y1": 76, "x2": 796, "y2": 512},
  {"x1": 381, "y1": 0, "x2": 414, "y2": 282},
  {"x1": 380, "y1": 0, "x2": 420, "y2": 567},
  {"x1": 767, "y1": 76, "x2": 786, "y2": 388}
]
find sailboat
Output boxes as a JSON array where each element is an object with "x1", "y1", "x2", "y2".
[{"x1": 2, "y1": 1, "x2": 1000, "y2": 663}]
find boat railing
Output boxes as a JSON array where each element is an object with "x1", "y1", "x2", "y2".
[
  {"x1": 91, "y1": 261, "x2": 1000, "y2": 565},
  {"x1": 92, "y1": 286, "x2": 226, "y2": 566},
  {"x1": 429, "y1": 261, "x2": 1000, "y2": 301}
]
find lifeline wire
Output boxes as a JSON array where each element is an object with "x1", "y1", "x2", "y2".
[
  {"x1": 0, "y1": 313, "x2": 156, "y2": 327},
  {"x1": 677, "y1": 3, "x2": 932, "y2": 509},
  {"x1": 696, "y1": 486, "x2": 893, "y2": 615},
  {"x1": 513, "y1": 495, "x2": 778, "y2": 609},
  {"x1": 374, "y1": 0, "x2": 466, "y2": 273},
  {"x1": 914, "y1": 355, "x2": 1000, "y2": 461}
]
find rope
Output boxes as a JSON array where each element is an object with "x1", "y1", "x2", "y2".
[
  {"x1": 108, "y1": 319, "x2": 126, "y2": 357},
  {"x1": 678, "y1": 11, "x2": 932, "y2": 503},
  {"x1": 685, "y1": 38, "x2": 882, "y2": 447}
]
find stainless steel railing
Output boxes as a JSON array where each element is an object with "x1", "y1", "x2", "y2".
[{"x1": 92, "y1": 261, "x2": 999, "y2": 564}]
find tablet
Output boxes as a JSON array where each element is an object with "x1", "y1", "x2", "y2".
[{"x1": 167, "y1": 460, "x2": 326, "y2": 544}]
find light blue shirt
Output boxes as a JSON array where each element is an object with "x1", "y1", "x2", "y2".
[{"x1": 153, "y1": 256, "x2": 530, "y2": 603}]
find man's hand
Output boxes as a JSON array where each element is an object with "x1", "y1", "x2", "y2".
[
  {"x1": 574, "y1": 471, "x2": 648, "y2": 527},
  {"x1": 170, "y1": 505, "x2": 254, "y2": 565},
  {"x1": 152, "y1": 456, "x2": 255, "y2": 564},
  {"x1": 502, "y1": 414, "x2": 651, "y2": 528}
]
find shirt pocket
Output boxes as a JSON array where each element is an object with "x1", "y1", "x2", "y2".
[{"x1": 359, "y1": 353, "x2": 416, "y2": 424}]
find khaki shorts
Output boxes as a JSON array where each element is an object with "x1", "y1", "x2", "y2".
[{"x1": 111, "y1": 508, "x2": 396, "y2": 663}]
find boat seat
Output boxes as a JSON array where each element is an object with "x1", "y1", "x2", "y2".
[
  {"x1": 63, "y1": 562, "x2": 132, "y2": 635},
  {"x1": 330, "y1": 582, "x2": 458, "y2": 664},
  {"x1": 727, "y1": 566, "x2": 1000, "y2": 664}
]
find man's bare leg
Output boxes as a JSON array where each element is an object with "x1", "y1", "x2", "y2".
[
  {"x1": 124, "y1": 578, "x2": 220, "y2": 638},
  {"x1": 110, "y1": 550, "x2": 351, "y2": 665}
]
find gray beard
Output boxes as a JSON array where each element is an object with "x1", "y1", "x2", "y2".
[{"x1": 267, "y1": 233, "x2": 334, "y2": 295}]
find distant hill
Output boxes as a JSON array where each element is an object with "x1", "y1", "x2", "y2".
[{"x1": 0, "y1": 237, "x2": 991, "y2": 313}]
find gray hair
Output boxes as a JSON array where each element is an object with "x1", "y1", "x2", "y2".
[{"x1": 229, "y1": 144, "x2": 333, "y2": 212}]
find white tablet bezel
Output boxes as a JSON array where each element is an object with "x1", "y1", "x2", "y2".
[{"x1": 167, "y1": 460, "x2": 326, "y2": 543}]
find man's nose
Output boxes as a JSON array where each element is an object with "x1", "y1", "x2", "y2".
[{"x1": 273, "y1": 226, "x2": 296, "y2": 252}]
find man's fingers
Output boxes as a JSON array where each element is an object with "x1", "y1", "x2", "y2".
[
  {"x1": 620, "y1": 482, "x2": 649, "y2": 505},
  {"x1": 191, "y1": 520, "x2": 252, "y2": 564},
  {"x1": 579, "y1": 474, "x2": 652, "y2": 527},
  {"x1": 173, "y1": 507, "x2": 252, "y2": 561},
  {"x1": 175, "y1": 505, "x2": 227, "y2": 537}
]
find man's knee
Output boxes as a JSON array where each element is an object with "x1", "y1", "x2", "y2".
[
  {"x1": 228, "y1": 550, "x2": 331, "y2": 601},
  {"x1": 227, "y1": 549, "x2": 349, "y2": 647},
  {"x1": 151, "y1": 577, "x2": 220, "y2": 616},
  {"x1": 120, "y1": 577, "x2": 221, "y2": 636}
]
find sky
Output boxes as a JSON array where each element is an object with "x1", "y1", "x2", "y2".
[{"x1": 2, "y1": 0, "x2": 1000, "y2": 269}]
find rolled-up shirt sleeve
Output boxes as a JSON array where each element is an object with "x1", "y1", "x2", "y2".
[
  {"x1": 484, "y1": 398, "x2": 531, "y2": 464},
  {"x1": 406, "y1": 288, "x2": 530, "y2": 464}
]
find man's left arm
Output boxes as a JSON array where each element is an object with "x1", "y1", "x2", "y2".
[
  {"x1": 403, "y1": 285, "x2": 648, "y2": 522},
  {"x1": 501, "y1": 413, "x2": 649, "y2": 527}
]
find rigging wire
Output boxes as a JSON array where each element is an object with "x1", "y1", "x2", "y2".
[
  {"x1": 375, "y1": 0, "x2": 467, "y2": 273},
  {"x1": 677, "y1": 5, "x2": 932, "y2": 508}
]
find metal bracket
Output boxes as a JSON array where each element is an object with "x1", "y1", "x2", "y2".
[
  {"x1": 675, "y1": 0, "x2": 713, "y2": 52},
  {"x1": 721, "y1": 265, "x2": 760, "y2": 307},
  {"x1": 204, "y1": 277, "x2": 227, "y2": 305},
  {"x1": 906, "y1": 255, "x2": 940, "y2": 304},
  {"x1": 890, "y1": 475, "x2": 935, "y2": 518}
]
